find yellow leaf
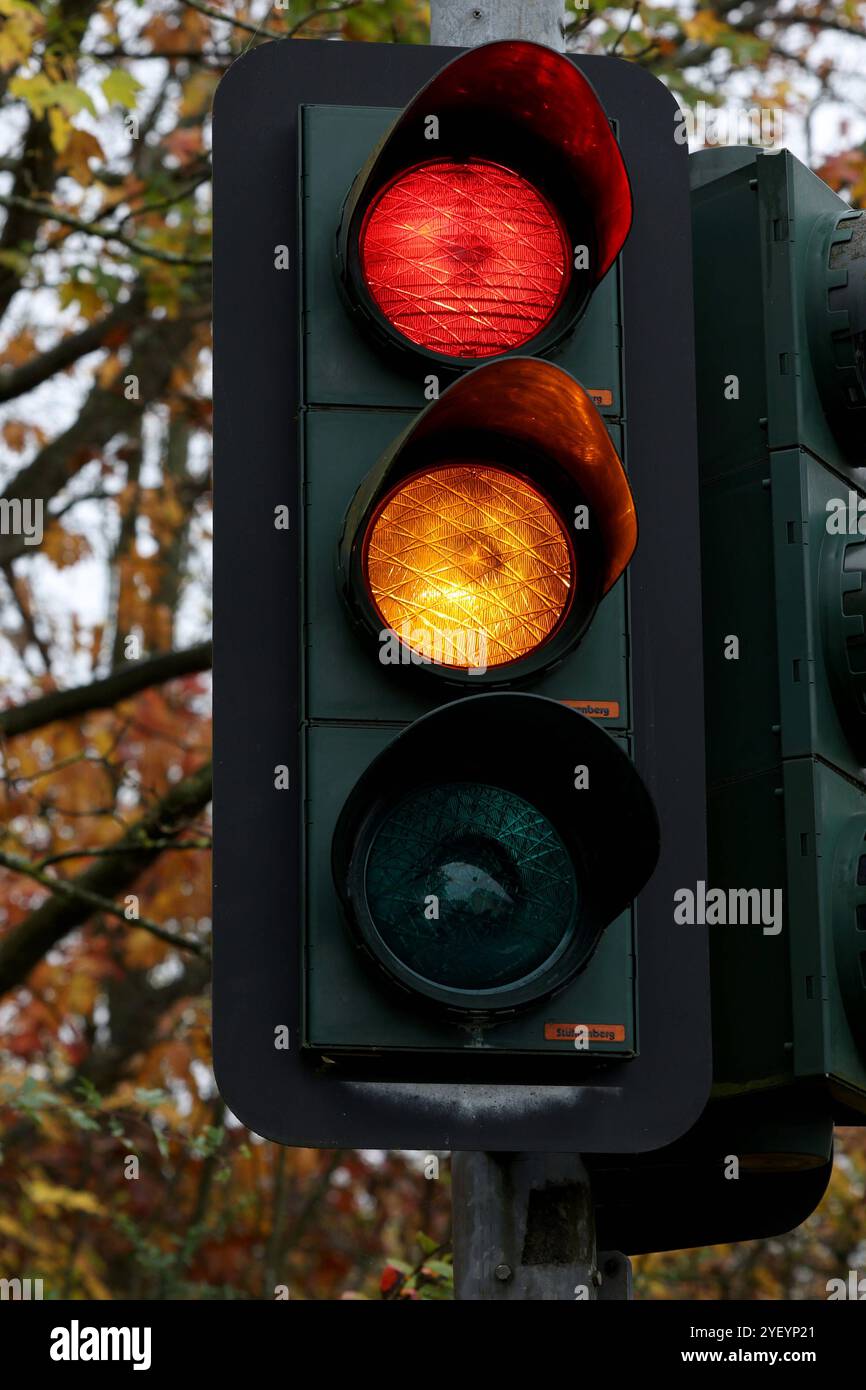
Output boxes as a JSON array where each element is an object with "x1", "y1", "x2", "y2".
[
  {"x1": 65, "y1": 972, "x2": 98, "y2": 1016},
  {"x1": 0, "y1": 4, "x2": 41, "y2": 72},
  {"x1": 48, "y1": 106, "x2": 71, "y2": 155},
  {"x1": 101, "y1": 68, "x2": 142, "y2": 109},
  {"x1": 58, "y1": 278, "x2": 104, "y2": 321},
  {"x1": 123, "y1": 926, "x2": 168, "y2": 971},
  {"x1": 9, "y1": 72, "x2": 52, "y2": 117},
  {"x1": 180, "y1": 69, "x2": 218, "y2": 119},
  {"x1": 77, "y1": 1252, "x2": 112, "y2": 1301},
  {"x1": 97, "y1": 352, "x2": 124, "y2": 389},
  {"x1": 22, "y1": 1179, "x2": 105, "y2": 1216},
  {"x1": 48, "y1": 81, "x2": 97, "y2": 118},
  {"x1": 0, "y1": 1214, "x2": 54, "y2": 1257},
  {"x1": 683, "y1": 10, "x2": 729, "y2": 43}
]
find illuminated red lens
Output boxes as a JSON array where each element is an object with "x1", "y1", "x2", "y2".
[{"x1": 358, "y1": 159, "x2": 571, "y2": 359}]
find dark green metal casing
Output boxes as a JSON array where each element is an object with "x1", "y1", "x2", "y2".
[
  {"x1": 692, "y1": 147, "x2": 866, "y2": 1118},
  {"x1": 213, "y1": 38, "x2": 710, "y2": 1152},
  {"x1": 301, "y1": 105, "x2": 636, "y2": 1061}
]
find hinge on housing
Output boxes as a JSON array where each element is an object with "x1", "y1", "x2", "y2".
[
  {"x1": 791, "y1": 655, "x2": 816, "y2": 688},
  {"x1": 772, "y1": 215, "x2": 791, "y2": 241},
  {"x1": 784, "y1": 518, "x2": 806, "y2": 545}
]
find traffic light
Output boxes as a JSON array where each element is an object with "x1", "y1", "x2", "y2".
[
  {"x1": 213, "y1": 39, "x2": 710, "y2": 1151},
  {"x1": 692, "y1": 146, "x2": 866, "y2": 1126},
  {"x1": 559, "y1": 147, "x2": 863, "y2": 1257}
]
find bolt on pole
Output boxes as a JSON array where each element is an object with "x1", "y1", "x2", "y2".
[
  {"x1": 430, "y1": 0, "x2": 567, "y2": 50},
  {"x1": 452, "y1": 1153, "x2": 599, "y2": 1301}
]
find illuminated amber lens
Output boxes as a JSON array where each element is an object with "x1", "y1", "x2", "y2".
[{"x1": 364, "y1": 464, "x2": 572, "y2": 669}]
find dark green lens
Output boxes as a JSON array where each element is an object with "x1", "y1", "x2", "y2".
[{"x1": 364, "y1": 782, "x2": 578, "y2": 991}]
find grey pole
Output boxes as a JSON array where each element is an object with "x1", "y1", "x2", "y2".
[
  {"x1": 430, "y1": 0, "x2": 567, "y2": 50},
  {"x1": 429, "y1": 0, "x2": 627, "y2": 1304},
  {"x1": 452, "y1": 1152, "x2": 599, "y2": 1301}
]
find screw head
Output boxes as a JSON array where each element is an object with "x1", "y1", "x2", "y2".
[{"x1": 494, "y1": 1263, "x2": 512, "y2": 1282}]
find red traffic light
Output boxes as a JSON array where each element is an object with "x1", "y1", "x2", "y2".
[
  {"x1": 358, "y1": 158, "x2": 571, "y2": 357},
  {"x1": 337, "y1": 40, "x2": 633, "y2": 366}
]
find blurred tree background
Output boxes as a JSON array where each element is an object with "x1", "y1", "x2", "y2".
[{"x1": 0, "y1": 0, "x2": 864, "y2": 1300}]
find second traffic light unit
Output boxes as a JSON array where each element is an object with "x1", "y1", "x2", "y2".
[{"x1": 693, "y1": 146, "x2": 866, "y2": 1125}]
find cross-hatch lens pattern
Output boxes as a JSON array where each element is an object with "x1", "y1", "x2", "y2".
[
  {"x1": 365, "y1": 782, "x2": 578, "y2": 990},
  {"x1": 364, "y1": 463, "x2": 573, "y2": 668},
  {"x1": 359, "y1": 159, "x2": 570, "y2": 357}
]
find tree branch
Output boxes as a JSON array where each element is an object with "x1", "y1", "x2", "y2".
[
  {"x1": 177, "y1": 0, "x2": 285, "y2": 39},
  {"x1": 0, "y1": 848, "x2": 206, "y2": 956},
  {"x1": 0, "y1": 193, "x2": 211, "y2": 268},
  {"x1": 0, "y1": 308, "x2": 206, "y2": 564},
  {"x1": 0, "y1": 641, "x2": 212, "y2": 738},
  {"x1": 37, "y1": 838, "x2": 212, "y2": 869},
  {"x1": 0, "y1": 759, "x2": 213, "y2": 996},
  {"x1": 285, "y1": 0, "x2": 363, "y2": 39},
  {"x1": 0, "y1": 290, "x2": 145, "y2": 405}
]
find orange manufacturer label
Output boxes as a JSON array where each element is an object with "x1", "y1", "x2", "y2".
[
  {"x1": 562, "y1": 699, "x2": 621, "y2": 719},
  {"x1": 587, "y1": 388, "x2": 614, "y2": 407},
  {"x1": 545, "y1": 1023, "x2": 627, "y2": 1043}
]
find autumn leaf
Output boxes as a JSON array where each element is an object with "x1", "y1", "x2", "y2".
[
  {"x1": 163, "y1": 127, "x2": 203, "y2": 167},
  {"x1": 817, "y1": 150, "x2": 866, "y2": 205},
  {"x1": 58, "y1": 277, "x2": 105, "y2": 321},
  {"x1": 57, "y1": 130, "x2": 105, "y2": 185},
  {"x1": 96, "y1": 352, "x2": 125, "y2": 389},
  {"x1": 379, "y1": 1263, "x2": 406, "y2": 1296},
  {"x1": 11, "y1": 74, "x2": 96, "y2": 119},
  {"x1": 682, "y1": 10, "x2": 730, "y2": 43},
  {"x1": 101, "y1": 69, "x2": 142, "y2": 110},
  {"x1": 0, "y1": 1213, "x2": 54, "y2": 1257},
  {"x1": 22, "y1": 1179, "x2": 105, "y2": 1217},
  {"x1": 49, "y1": 81, "x2": 98, "y2": 119},
  {"x1": 47, "y1": 107, "x2": 71, "y2": 155},
  {"x1": 0, "y1": 0, "x2": 42, "y2": 71},
  {"x1": 9, "y1": 71, "x2": 52, "y2": 116},
  {"x1": 41, "y1": 524, "x2": 92, "y2": 569},
  {"x1": 76, "y1": 1252, "x2": 112, "y2": 1301},
  {"x1": 2, "y1": 419, "x2": 29, "y2": 452},
  {"x1": 180, "y1": 69, "x2": 219, "y2": 120}
]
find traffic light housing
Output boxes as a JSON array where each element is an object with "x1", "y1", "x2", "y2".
[
  {"x1": 692, "y1": 146, "x2": 866, "y2": 1124},
  {"x1": 334, "y1": 41, "x2": 632, "y2": 366},
  {"x1": 213, "y1": 39, "x2": 710, "y2": 1151}
]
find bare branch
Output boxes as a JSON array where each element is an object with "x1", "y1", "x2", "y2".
[
  {"x1": 0, "y1": 759, "x2": 213, "y2": 996},
  {"x1": 0, "y1": 194, "x2": 211, "y2": 268},
  {"x1": 177, "y1": 0, "x2": 285, "y2": 39},
  {"x1": 0, "y1": 641, "x2": 212, "y2": 739},
  {"x1": 286, "y1": 0, "x2": 363, "y2": 39},
  {"x1": 37, "y1": 838, "x2": 212, "y2": 869},
  {"x1": 0, "y1": 848, "x2": 207, "y2": 957},
  {"x1": 0, "y1": 309, "x2": 207, "y2": 565},
  {"x1": 609, "y1": 0, "x2": 642, "y2": 56},
  {"x1": 0, "y1": 290, "x2": 145, "y2": 405}
]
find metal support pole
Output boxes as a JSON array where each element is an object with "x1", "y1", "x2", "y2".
[
  {"x1": 429, "y1": 0, "x2": 630, "y2": 1303},
  {"x1": 452, "y1": 1152, "x2": 598, "y2": 1300},
  {"x1": 430, "y1": 0, "x2": 566, "y2": 50}
]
